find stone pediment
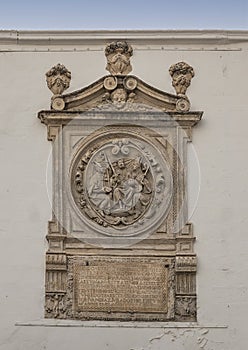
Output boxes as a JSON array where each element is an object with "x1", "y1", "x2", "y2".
[
  {"x1": 49, "y1": 74, "x2": 191, "y2": 113},
  {"x1": 43, "y1": 45, "x2": 198, "y2": 115},
  {"x1": 39, "y1": 55, "x2": 202, "y2": 141}
]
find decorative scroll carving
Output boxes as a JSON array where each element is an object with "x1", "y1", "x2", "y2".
[
  {"x1": 105, "y1": 41, "x2": 133, "y2": 75},
  {"x1": 123, "y1": 76, "x2": 137, "y2": 91},
  {"x1": 51, "y1": 97, "x2": 65, "y2": 111},
  {"x1": 103, "y1": 76, "x2": 118, "y2": 91},
  {"x1": 176, "y1": 98, "x2": 190, "y2": 112},
  {"x1": 169, "y1": 61, "x2": 194, "y2": 95},
  {"x1": 100, "y1": 79, "x2": 138, "y2": 110},
  {"x1": 46, "y1": 63, "x2": 71, "y2": 95}
]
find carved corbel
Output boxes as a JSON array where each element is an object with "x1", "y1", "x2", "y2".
[{"x1": 169, "y1": 61, "x2": 194, "y2": 96}]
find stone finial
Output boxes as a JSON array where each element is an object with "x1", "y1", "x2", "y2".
[
  {"x1": 105, "y1": 41, "x2": 133, "y2": 75},
  {"x1": 169, "y1": 62, "x2": 194, "y2": 95},
  {"x1": 46, "y1": 63, "x2": 71, "y2": 95}
]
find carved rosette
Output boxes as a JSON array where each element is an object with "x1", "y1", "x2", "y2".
[
  {"x1": 169, "y1": 61, "x2": 194, "y2": 96},
  {"x1": 70, "y1": 135, "x2": 172, "y2": 237},
  {"x1": 105, "y1": 41, "x2": 133, "y2": 75},
  {"x1": 46, "y1": 63, "x2": 71, "y2": 95}
]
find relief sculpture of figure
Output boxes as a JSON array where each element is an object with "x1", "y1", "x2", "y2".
[
  {"x1": 109, "y1": 159, "x2": 127, "y2": 210},
  {"x1": 110, "y1": 175, "x2": 124, "y2": 210},
  {"x1": 72, "y1": 137, "x2": 171, "y2": 232},
  {"x1": 87, "y1": 155, "x2": 152, "y2": 221},
  {"x1": 124, "y1": 158, "x2": 152, "y2": 210},
  {"x1": 74, "y1": 139, "x2": 158, "y2": 228},
  {"x1": 122, "y1": 178, "x2": 142, "y2": 210},
  {"x1": 87, "y1": 160, "x2": 112, "y2": 212},
  {"x1": 107, "y1": 157, "x2": 150, "y2": 214}
]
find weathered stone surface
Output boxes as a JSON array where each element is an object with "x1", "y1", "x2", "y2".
[
  {"x1": 169, "y1": 61, "x2": 194, "y2": 96},
  {"x1": 71, "y1": 134, "x2": 172, "y2": 236},
  {"x1": 46, "y1": 63, "x2": 71, "y2": 95},
  {"x1": 105, "y1": 41, "x2": 133, "y2": 75},
  {"x1": 73, "y1": 256, "x2": 168, "y2": 313}
]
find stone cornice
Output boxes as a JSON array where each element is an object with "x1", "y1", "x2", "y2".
[{"x1": 1, "y1": 30, "x2": 248, "y2": 46}]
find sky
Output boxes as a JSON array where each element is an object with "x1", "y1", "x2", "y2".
[{"x1": 0, "y1": 0, "x2": 247, "y2": 30}]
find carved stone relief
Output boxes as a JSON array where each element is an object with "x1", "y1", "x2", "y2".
[
  {"x1": 105, "y1": 41, "x2": 133, "y2": 75},
  {"x1": 70, "y1": 134, "x2": 172, "y2": 237},
  {"x1": 46, "y1": 63, "x2": 71, "y2": 95},
  {"x1": 175, "y1": 296, "x2": 197, "y2": 321},
  {"x1": 169, "y1": 61, "x2": 194, "y2": 96},
  {"x1": 39, "y1": 40, "x2": 202, "y2": 322}
]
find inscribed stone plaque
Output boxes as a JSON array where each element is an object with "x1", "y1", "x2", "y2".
[{"x1": 73, "y1": 256, "x2": 168, "y2": 313}]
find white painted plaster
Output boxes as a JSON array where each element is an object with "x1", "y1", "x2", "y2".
[{"x1": 0, "y1": 30, "x2": 247, "y2": 350}]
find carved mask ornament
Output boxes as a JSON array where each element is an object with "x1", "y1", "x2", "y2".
[
  {"x1": 46, "y1": 63, "x2": 71, "y2": 95},
  {"x1": 105, "y1": 41, "x2": 133, "y2": 75},
  {"x1": 169, "y1": 61, "x2": 194, "y2": 95}
]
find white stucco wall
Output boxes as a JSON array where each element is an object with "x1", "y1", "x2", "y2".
[{"x1": 0, "y1": 30, "x2": 248, "y2": 350}]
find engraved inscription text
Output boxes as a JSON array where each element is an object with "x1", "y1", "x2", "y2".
[{"x1": 73, "y1": 257, "x2": 168, "y2": 313}]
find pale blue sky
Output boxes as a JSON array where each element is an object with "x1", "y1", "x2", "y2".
[{"x1": 0, "y1": 0, "x2": 247, "y2": 30}]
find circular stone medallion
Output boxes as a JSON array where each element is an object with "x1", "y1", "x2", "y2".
[{"x1": 70, "y1": 134, "x2": 172, "y2": 237}]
